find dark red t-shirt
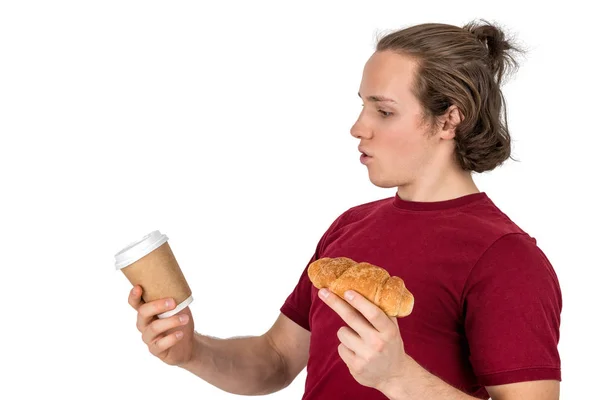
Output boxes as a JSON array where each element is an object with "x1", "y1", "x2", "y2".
[{"x1": 280, "y1": 192, "x2": 561, "y2": 399}]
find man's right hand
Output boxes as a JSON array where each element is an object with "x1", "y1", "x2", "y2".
[{"x1": 128, "y1": 285, "x2": 196, "y2": 367}]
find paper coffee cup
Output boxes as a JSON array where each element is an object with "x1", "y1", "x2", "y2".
[{"x1": 115, "y1": 230, "x2": 193, "y2": 319}]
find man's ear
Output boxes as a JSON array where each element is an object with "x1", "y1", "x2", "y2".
[{"x1": 439, "y1": 105, "x2": 463, "y2": 140}]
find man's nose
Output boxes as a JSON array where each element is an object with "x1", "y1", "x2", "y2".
[{"x1": 350, "y1": 121, "x2": 371, "y2": 139}]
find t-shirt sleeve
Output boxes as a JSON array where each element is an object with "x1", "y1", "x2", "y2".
[
  {"x1": 279, "y1": 253, "x2": 318, "y2": 332},
  {"x1": 280, "y1": 212, "x2": 348, "y2": 332},
  {"x1": 462, "y1": 233, "x2": 562, "y2": 386}
]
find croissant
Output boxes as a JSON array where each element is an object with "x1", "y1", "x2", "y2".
[{"x1": 308, "y1": 257, "x2": 414, "y2": 317}]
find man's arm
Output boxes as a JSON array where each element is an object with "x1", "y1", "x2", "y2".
[
  {"x1": 179, "y1": 313, "x2": 310, "y2": 396},
  {"x1": 486, "y1": 380, "x2": 560, "y2": 400},
  {"x1": 380, "y1": 355, "x2": 560, "y2": 400},
  {"x1": 379, "y1": 355, "x2": 482, "y2": 400}
]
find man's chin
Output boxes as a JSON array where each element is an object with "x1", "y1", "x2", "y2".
[{"x1": 367, "y1": 173, "x2": 398, "y2": 189}]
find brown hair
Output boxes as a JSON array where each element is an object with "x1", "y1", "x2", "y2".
[{"x1": 376, "y1": 19, "x2": 525, "y2": 172}]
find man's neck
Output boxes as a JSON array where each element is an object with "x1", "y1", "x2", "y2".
[{"x1": 396, "y1": 166, "x2": 479, "y2": 203}]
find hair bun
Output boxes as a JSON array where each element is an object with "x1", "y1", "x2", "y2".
[
  {"x1": 472, "y1": 24, "x2": 509, "y2": 61},
  {"x1": 463, "y1": 20, "x2": 522, "y2": 85}
]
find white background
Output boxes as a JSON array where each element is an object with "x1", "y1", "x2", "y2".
[{"x1": 1, "y1": 1, "x2": 598, "y2": 399}]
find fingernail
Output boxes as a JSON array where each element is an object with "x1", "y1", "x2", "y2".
[
  {"x1": 344, "y1": 291, "x2": 354, "y2": 301},
  {"x1": 179, "y1": 315, "x2": 189, "y2": 323},
  {"x1": 319, "y1": 288, "x2": 329, "y2": 299},
  {"x1": 165, "y1": 299, "x2": 173, "y2": 308}
]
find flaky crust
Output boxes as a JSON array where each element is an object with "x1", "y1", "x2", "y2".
[{"x1": 308, "y1": 257, "x2": 414, "y2": 317}]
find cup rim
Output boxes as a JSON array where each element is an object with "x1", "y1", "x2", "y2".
[{"x1": 114, "y1": 230, "x2": 169, "y2": 270}]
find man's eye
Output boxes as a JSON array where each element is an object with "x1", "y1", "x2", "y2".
[{"x1": 359, "y1": 104, "x2": 391, "y2": 117}]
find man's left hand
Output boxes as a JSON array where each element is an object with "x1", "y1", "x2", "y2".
[{"x1": 318, "y1": 287, "x2": 409, "y2": 391}]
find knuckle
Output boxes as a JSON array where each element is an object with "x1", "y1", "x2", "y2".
[
  {"x1": 129, "y1": 296, "x2": 138, "y2": 307},
  {"x1": 128, "y1": 291, "x2": 139, "y2": 304},
  {"x1": 345, "y1": 313, "x2": 356, "y2": 325},
  {"x1": 366, "y1": 311, "x2": 378, "y2": 321},
  {"x1": 157, "y1": 300, "x2": 170, "y2": 314},
  {"x1": 373, "y1": 339, "x2": 385, "y2": 352},
  {"x1": 148, "y1": 340, "x2": 160, "y2": 355},
  {"x1": 165, "y1": 318, "x2": 177, "y2": 331},
  {"x1": 148, "y1": 321, "x2": 160, "y2": 335},
  {"x1": 137, "y1": 304, "x2": 149, "y2": 318},
  {"x1": 354, "y1": 362, "x2": 365, "y2": 374},
  {"x1": 141, "y1": 331, "x2": 149, "y2": 345}
]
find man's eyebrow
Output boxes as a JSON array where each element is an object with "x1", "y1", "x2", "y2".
[{"x1": 358, "y1": 92, "x2": 397, "y2": 104}]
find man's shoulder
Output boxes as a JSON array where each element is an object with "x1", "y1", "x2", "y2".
[{"x1": 460, "y1": 195, "x2": 530, "y2": 238}]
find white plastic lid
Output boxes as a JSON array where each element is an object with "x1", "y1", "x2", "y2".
[{"x1": 114, "y1": 230, "x2": 169, "y2": 271}]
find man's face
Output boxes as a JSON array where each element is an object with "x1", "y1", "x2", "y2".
[{"x1": 351, "y1": 50, "x2": 441, "y2": 189}]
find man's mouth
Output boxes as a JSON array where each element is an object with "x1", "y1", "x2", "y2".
[
  {"x1": 360, "y1": 153, "x2": 373, "y2": 164},
  {"x1": 358, "y1": 147, "x2": 372, "y2": 157}
]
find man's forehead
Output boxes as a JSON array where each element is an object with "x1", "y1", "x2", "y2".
[{"x1": 360, "y1": 52, "x2": 417, "y2": 101}]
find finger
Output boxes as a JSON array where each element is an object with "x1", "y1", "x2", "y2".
[
  {"x1": 142, "y1": 313, "x2": 189, "y2": 345},
  {"x1": 338, "y1": 342, "x2": 357, "y2": 365},
  {"x1": 337, "y1": 326, "x2": 368, "y2": 359},
  {"x1": 128, "y1": 285, "x2": 144, "y2": 310},
  {"x1": 343, "y1": 290, "x2": 393, "y2": 333},
  {"x1": 319, "y1": 288, "x2": 373, "y2": 338},
  {"x1": 136, "y1": 298, "x2": 176, "y2": 332},
  {"x1": 149, "y1": 330, "x2": 184, "y2": 356}
]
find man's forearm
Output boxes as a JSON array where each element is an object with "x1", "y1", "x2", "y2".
[
  {"x1": 178, "y1": 331, "x2": 288, "y2": 396},
  {"x1": 380, "y1": 355, "x2": 481, "y2": 400}
]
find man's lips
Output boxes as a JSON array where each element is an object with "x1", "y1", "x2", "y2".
[
  {"x1": 358, "y1": 146, "x2": 372, "y2": 157},
  {"x1": 359, "y1": 148, "x2": 373, "y2": 164}
]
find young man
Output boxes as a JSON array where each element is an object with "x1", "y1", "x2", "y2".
[{"x1": 129, "y1": 21, "x2": 561, "y2": 400}]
